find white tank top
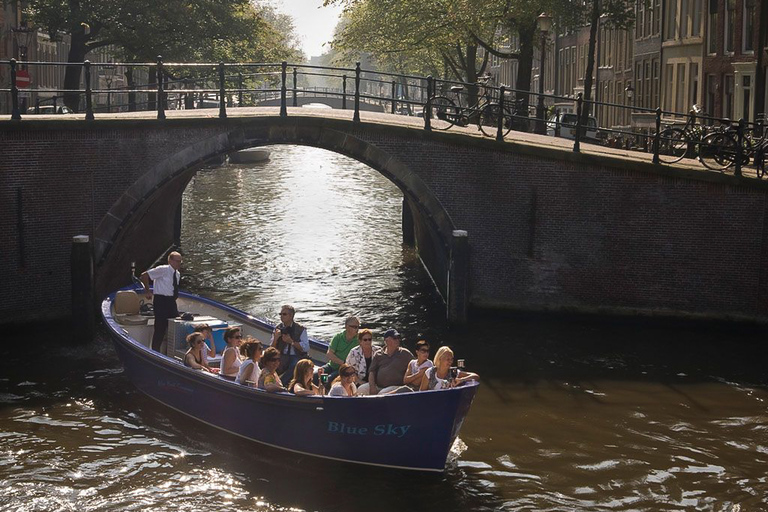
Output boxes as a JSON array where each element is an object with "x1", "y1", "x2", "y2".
[{"x1": 222, "y1": 346, "x2": 242, "y2": 377}]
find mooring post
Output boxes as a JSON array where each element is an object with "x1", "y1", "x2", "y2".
[
  {"x1": 447, "y1": 230, "x2": 469, "y2": 325},
  {"x1": 71, "y1": 235, "x2": 95, "y2": 342},
  {"x1": 402, "y1": 197, "x2": 415, "y2": 246}
]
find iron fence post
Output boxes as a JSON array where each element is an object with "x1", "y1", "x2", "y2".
[
  {"x1": 573, "y1": 93, "x2": 583, "y2": 153},
  {"x1": 238, "y1": 72, "x2": 243, "y2": 107},
  {"x1": 10, "y1": 59, "x2": 21, "y2": 120},
  {"x1": 84, "y1": 60, "x2": 95, "y2": 121},
  {"x1": 342, "y1": 75, "x2": 347, "y2": 110},
  {"x1": 736, "y1": 118, "x2": 745, "y2": 177},
  {"x1": 424, "y1": 76, "x2": 432, "y2": 132},
  {"x1": 280, "y1": 61, "x2": 288, "y2": 117},
  {"x1": 292, "y1": 67, "x2": 298, "y2": 107},
  {"x1": 496, "y1": 86, "x2": 506, "y2": 142},
  {"x1": 218, "y1": 63, "x2": 227, "y2": 119},
  {"x1": 354, "y1": 62, "x2": 361, "y2": 122},
  {"x1": 391, "y1": 80, "x2": 396, "y2": 114},
  {"x1": 652, "y1": 107, "x2": 662, "y2": 164},
  {"x1": 156, "y1": 56, "x2": 165, "y2": 120}
]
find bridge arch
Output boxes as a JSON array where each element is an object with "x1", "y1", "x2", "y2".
[{"x1": 94, "y1": 118, "x2": 463, "y2": 318}]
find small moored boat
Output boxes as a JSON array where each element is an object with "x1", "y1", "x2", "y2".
[
  {"x1": 228, "y1": 148, "x2": 271, "y2": 163},
  {"x1": 101, "y1": 288, "x2": 479, "y2": 471}
]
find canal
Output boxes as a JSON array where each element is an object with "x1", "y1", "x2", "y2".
[{"x1": 1, "y1": 145, "x2": 767, "y2": 510}]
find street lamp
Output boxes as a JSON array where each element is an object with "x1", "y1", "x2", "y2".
[{"x1": 535, "y1": 12, "x2": 553, "y2": 134}]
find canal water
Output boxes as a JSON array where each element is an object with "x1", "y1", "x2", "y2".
[{"x1": 2, "y1": 145, "x2": 767, "y2": 511}]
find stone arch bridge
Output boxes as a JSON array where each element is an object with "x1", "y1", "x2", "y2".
[{"x1": 3, "y1": 107, "x2": 768, "y2": 325}]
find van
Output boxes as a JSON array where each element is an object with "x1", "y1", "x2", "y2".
[{"x1": 547, "y1": 112, "x2": 599, "y2": 142}]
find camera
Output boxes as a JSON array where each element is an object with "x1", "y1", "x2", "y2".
[
  {"x1": 279, "y1": 325, "x2": 293, "y2": 338},
  {"x1": 450, "y1": 367, "x2": 458, "y2": 380}
]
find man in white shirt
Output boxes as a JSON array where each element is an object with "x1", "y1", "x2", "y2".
[{"x1": 140, "y1": 251, "x2": 182, "y2": 352}]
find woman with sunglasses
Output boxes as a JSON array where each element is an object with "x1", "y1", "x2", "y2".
[
  {"x1": 420, "y1": 346, "x2": 479, "y2": 391},
  {"x1": 183, "y1": 333, "x2": 216, "y2": 373},
  {"x1": 344, "y1": 329, "x2": 380, "y2": 385},
  {"x1": 258, "y1": 347, "x2": 286, "y2": 392},
  {"x1": 404, "y1": 340, "x2": 433, "y2": 390},
  {"x1": 288, "y1": 359, "x2": 324, "y2": 396},
  {"x1": 328, "y1": 364, "x2": 358, "y2": 396},
  {"x1": 220, "y1": 326, "x2": 243, "y2": 380}
]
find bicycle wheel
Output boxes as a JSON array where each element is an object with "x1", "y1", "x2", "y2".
[
  {"x1": 478, "y1": 104, "x2": 513, "y2": 138},
  {"x1": 429, "y1": 96, "x2": 457, "y2": 130},
  {"x1": 656, "y1": 128, "x2": 687, "y2": 163},
  {"x1": 699, "y1": 132, "x2": 739, "y2": 171}
]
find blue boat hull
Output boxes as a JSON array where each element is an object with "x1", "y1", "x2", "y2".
[{"x1": 102, "y1": 292, "x2": 479, "y2": 471}]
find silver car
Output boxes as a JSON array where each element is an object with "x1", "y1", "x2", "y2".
[{"x1": 547, "y1": 112, "x2": 598, "y2": 141}]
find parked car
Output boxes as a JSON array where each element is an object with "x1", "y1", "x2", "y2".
[
  {"x1": 26, "y1": 105, "x2": 73, "y2": 115},
  {"x1": 546, "y1": 112, "x2": 599, "y2": 142}
]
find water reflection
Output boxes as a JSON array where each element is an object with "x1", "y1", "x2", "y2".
[{"x1": 1, "y1": 145, "x2": 767, "y2": 510}]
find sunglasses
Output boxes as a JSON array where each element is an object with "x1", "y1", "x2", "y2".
[
  {"x1": 361, "y1": 337, "x2": 372, "y2": 341},
  {"x1": 418, "y1": 348, "x2": 430, "y2": 353},
  {"x1": 233, "y1": 334, "x2": 242, "y2": 339},
  {"x1": 347, "y1": 324, "x2": 360, "y2": 329},
  {"x1": 341, "y1": 372, "x2": 356, "y2": 377}
]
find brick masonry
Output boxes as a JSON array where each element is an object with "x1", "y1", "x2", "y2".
[{"x1": 2, "y1": 114, "x2": 767, "y2": 324}]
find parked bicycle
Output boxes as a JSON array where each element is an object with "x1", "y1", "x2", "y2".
[
  {"x1": 430, "y1": 76, "x2": 522, "y2": 138},
  {"x1": 655, "y1": 105, "x2": 711, "y2": 164},
  {"x1": 698, "y1": 115, "x2": 767, "y2": 173}
]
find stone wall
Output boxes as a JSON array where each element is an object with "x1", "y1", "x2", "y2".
[{"x1": 2, "y1": 115, "x2": 767, "y2": 324}]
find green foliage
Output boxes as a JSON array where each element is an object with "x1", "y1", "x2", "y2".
[{"x1": 25, "y1": 0, "x2": 302, "y2": 62}]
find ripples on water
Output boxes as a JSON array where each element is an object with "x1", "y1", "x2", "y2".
[{"x1": 2, "y1": 145, "x2": 767, "y2": 511}]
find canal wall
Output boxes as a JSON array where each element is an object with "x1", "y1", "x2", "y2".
[{"x1": 2, "y1": 114, "x2": 768, "y2": 325}]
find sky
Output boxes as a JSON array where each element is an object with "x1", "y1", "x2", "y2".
[{"x1": 273, "y1": 0, "x2": 345, "y2": 58}]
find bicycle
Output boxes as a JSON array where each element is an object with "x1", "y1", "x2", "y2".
[
  {"x1": 655, "y1": 105, "x2": 711, "y2": 164},
  {"x1": 430, "y1": 76, "x2": 520, "y2": 138},
  {"x1": 698, "y1": 115, "x2": 767, "y2": 173}
]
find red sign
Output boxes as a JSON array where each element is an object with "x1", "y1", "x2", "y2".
[{"x1": 16, "y1": 70, "x2": 31, "y2": 88}]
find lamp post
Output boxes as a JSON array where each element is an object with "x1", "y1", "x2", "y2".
[
  {"x1": 104, "y1": 64, "x2": 116, "y2": 113},
  {"x1": 625, "y1": 83, "x2": 635, "y2": 147},
  {"x1": 535, "y1": 12, "x2": 553, "y2": 134}
]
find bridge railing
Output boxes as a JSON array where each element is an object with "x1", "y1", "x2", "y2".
[{"x1": 2, "y1": 58, "x2": 765, "y2": 177}]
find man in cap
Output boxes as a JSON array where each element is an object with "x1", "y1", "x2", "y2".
[{"x1": 360, "y1": 328, "x2": 413, "y2": 395}]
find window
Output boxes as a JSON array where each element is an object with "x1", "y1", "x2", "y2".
[
  {"x1": 636, "y1": 0, "x2": 644, "y2": 38},
  {"x1": 665, "y1": 0, "x2": 678, "y2": 39},
  {"x1": 708, "y1": 0, "x2": 718, "y2": 54},
  {"x1": 647, "y1": 60, "x2": 653, "y2": 109},
  {"x1": 691, "y1": 0, "x2": 701, "y2": 36},
  {"x1": 742, "y1": 75, "x2": 751, "y2": 121},
  {"x1": 653, "y1": 0, "x2": 661, "y2": 35},
  {"x1": 636, "y1": 62, "x2": 643, "y2": 108},
  {"x1": 743, "y1": 0, "x2": 755, "y2": 52},
  {"x1": 690, "y1": 63, "x2": 699, "y2": 109},
  {"x1": 723, "y1": 74, "x2": 734, "y2": 119},
  {"x1": 665, "y1": 63, "x2": 674, "y2": 111},
  {"x1": 706, "y1": 75, "x2": 717, "y2": 120},
  {"x1": 725, "y1": 0, "x2": 735, "y2": 53},
  {"x1": 677, "y1": 63, "x2": 686, "y2": 113},
  {"x1": 681, "y1": 0, "x2": 689, "y2": 38}
]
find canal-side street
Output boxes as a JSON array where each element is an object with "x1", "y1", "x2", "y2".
[{"x1": 1, "y1": 146, "x2": 766, "y2": 511}]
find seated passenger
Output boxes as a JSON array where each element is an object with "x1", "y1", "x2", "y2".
[
  {"x1": 403, "y1": 340, "x2": 433, "y2": 390},
  {"x1": 184, "y1": 333, "x2": 216, "y2": 373},
  {"x1": 420, "y1": 346, "x2": 479, "y2": 391},
  {"x1": 220, "y1": 327, "x2": 243, "y2": 379},
  {"x1": 235, "y1": 338, "x2": 263, "y2": 386},
  {"x1": 328, "y1": 364, "x2": 357, "y2": 397},
  {"x1": 318, "y1": 316, "x2": 360, "y2": 383},
  {"x1": 357, "y1": 328, "x2": 413, "y2": 396},
  {"x1": 193, "y1": 323, "x2": 217, "y2": 366},
  {"x1": 258, "y1": 347, "x2": 287, "y2": 392},
  {"x1": 288, "y1": 359, "x2": 324, "y2": 396},
  {"x1": 345, "y1": 329, "x2": 380, "y2": 385}
]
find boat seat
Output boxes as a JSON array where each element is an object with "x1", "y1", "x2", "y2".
[{"x1": 114, "y1": 290, "x2": 149, "y2": 326}]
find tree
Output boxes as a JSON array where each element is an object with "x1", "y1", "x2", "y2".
[
  {"x1": 25, "y1": 0, "x2": 301, "y2": 110},
  {"x1": 327, "y1": 0, "x2": 497, "y2": 106}
]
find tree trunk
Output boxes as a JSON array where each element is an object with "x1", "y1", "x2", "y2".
[
  {"x1": 514, "y1": 20, "x2": 536, "y2": 130},
  {"x1": 63, "y1": 32, "x2": 88, "y2": 112},
  {"x1": 582, "y1": 0, "x2": 600, "y2": 127}
]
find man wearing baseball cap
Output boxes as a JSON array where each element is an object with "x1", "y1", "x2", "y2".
[{"x1": 359, "y1": 328, "x2": 413, "y2": 395}]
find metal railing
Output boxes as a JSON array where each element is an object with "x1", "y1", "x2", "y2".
[{"x1": 2, "y1": 57, "x2": 765, "y2": 177}]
